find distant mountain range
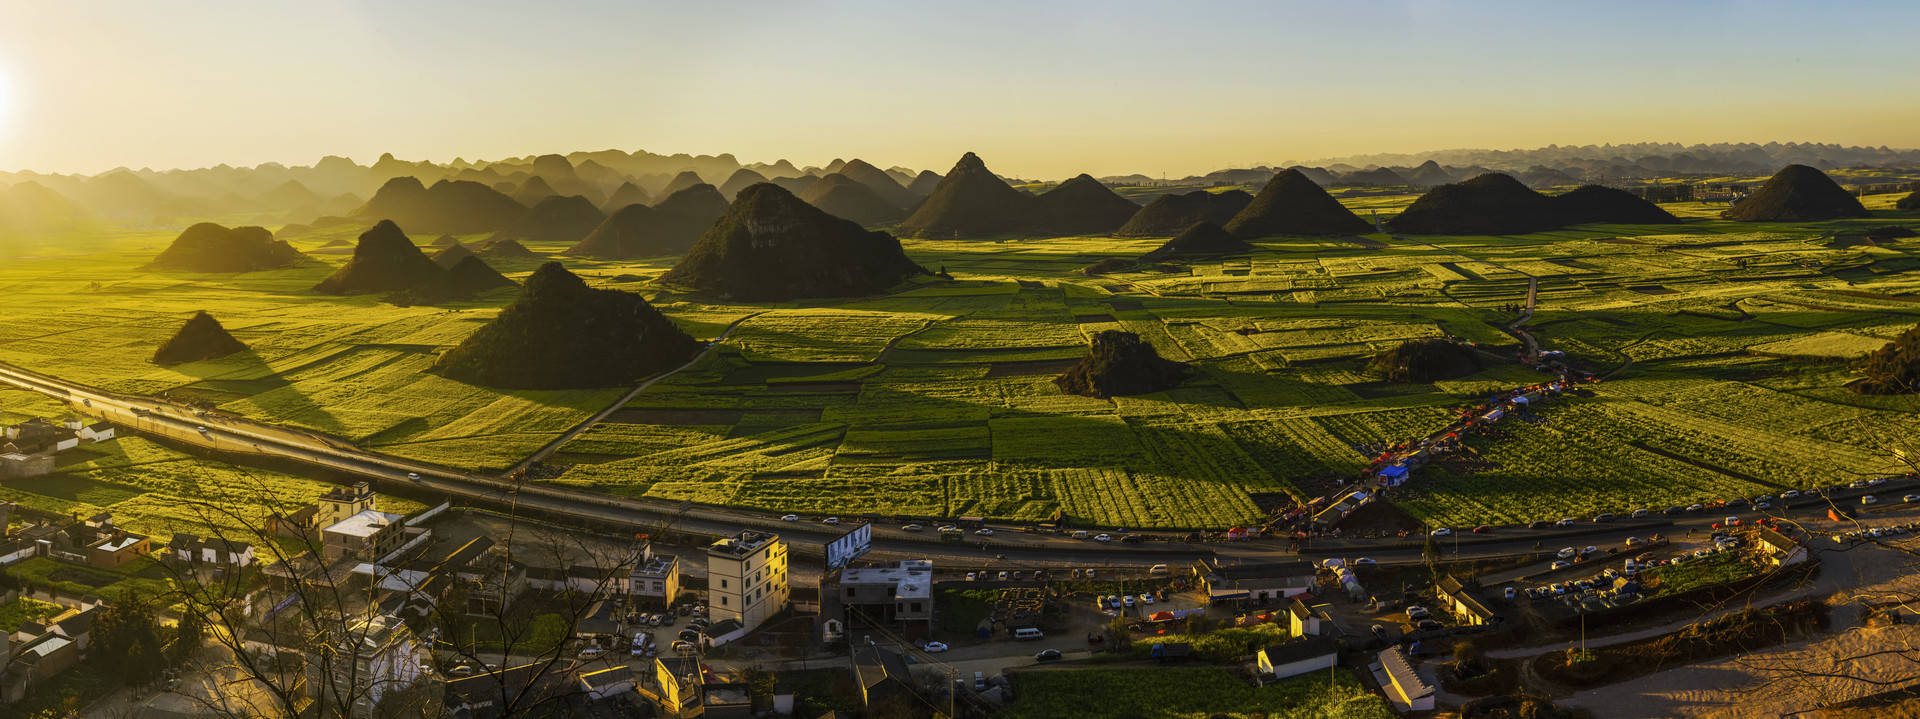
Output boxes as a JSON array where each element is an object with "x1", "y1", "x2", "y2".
[{"x1": 3, "y1": 141, "x2": 1917, "y2": 230}]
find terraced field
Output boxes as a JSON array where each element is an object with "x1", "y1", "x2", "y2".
[{"x1": 4, "y1": 192, "x2": 1920, "y2": 531}]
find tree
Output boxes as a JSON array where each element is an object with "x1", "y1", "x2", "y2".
[
  {"x1": 152, "y1": 467, "x2": 662, "y2": 719},
  {"x1": 94, "y1": 594, "x2": 166, "y2": 687},
  {"x1": 1105, "y1": 616, "x2": 1133, "y2": 653},
  {"x1": 170, "y1": 607, "x2": 206, "y2": 666}
]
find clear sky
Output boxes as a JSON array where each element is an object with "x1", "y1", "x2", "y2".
[{"x1": 2, "y1": 0, "x2": 1917, "y2": 179}]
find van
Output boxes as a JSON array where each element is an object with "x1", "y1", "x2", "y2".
[
  {"x1": 1149, "y1": 563, "x2": 1169, "y2": 576},
  {"x1": 1072, "y1": 530, "x2": 1090, "y2": 540},
  {"x1": 1013, "y1": 627, "x2": 1045, "y2": 641}
]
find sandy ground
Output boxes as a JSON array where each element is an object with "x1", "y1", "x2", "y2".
[{"x1": 1563, "y1": 517, "x2": 1920, "y2": 717}]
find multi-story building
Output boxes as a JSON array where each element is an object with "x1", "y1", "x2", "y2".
[
  {"x1": 834, "y1": 560, "x2": 934, "y2": 638},
  {"x1": 321, "y1": 510, "x2": 405, "y2": 563},
  {"x1": 329, "y1": 614, "x2": 423, "y2": 719},
  {"x1": 631, "y1": 545, "x2": 680, "y2": 609},
  {"x1": 705, "y1": 531, "x2": 789, "y2": 635}
]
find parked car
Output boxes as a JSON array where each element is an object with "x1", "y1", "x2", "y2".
[
  {"x1": 1863, "y1": 495, "x2": 1879, "y2": 505},
  {"x1": 1754, "y1": 502, "x2": 1772, "y2": 511},
  {"x1": 965, "y1": 572, "x2": 978, "y2": 581},
  {"x1": 1472, "y1": 525, "x2": 1494, "y2": 534},
  {"x1": 923, "y1": 641, "x2": 950, "y2": 653},
  {"x1": 1593, "y1": 513, "x2": 1615, "y2": 523},
  {"x1": 1557, "y1": 547, "x2": 1577, "y2": 559},
  {"x1": 1582, "y1": 546, "x2": 1599, "y2": 556},
  {"x1": 1430, "y1": 528, "x2": 1452, "y2": 537},
  {"x1": 1416, "y1": 619, "x2": 1443, "y2": 631},
  {"x1": 1035, "y1": 649, "x2": 1063, "y2": 662},
  {"x1": 1093, "y1": 534, "x2": 1113, "y2": 542},
  {"x1": 1123, "y1": 596, "x2": 1136, "y2": 608},
  {"x1": 975, "y1": 528, "x2": 995, "y2": 536},
  {"x1": 1526, "y1": 520, "x2": 1551, "y2": 529},
  {"x1": 671, "y1": 640, "x2": 696, "y2": 652},
  {"x1": 1723, "y1": 517, "x2": 1742, "y2": 526},
  {"x1": 1405, "y1": 606, "x2": 1430, "y2": 620},
  {"x1": 1353, "y1": 557, "x2": 1376, "y2": 565},
  {"x1": 1138, "y1": 594, "x2": 1154, "y2": 605},
  {"x1": 579, "y1": 648, "x2": 605, "y2": 659},
  {"x1": 678, "y1": 629, "x2": 703, "y2": 643}
]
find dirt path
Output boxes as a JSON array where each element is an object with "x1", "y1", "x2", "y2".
[{"x1": 1551, "y1": 534, "x2": 1920, "y2": 717}]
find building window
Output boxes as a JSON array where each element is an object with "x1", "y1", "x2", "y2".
[
  {"x1": 911, "y1": 602, "x2": 922, "y2": 613},
  {"x1": 720, "y1": 579, "x2": 728, "y2": 589},
  {"x1": 721, "y1": 596, "x2": 728, "y2": 606}
]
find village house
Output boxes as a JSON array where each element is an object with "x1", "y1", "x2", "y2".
[
  {"x1": 269, "y1": 481, "x2": 375, "y2": 541},
  {"x1": 166, "y1": 533, "x2": 255, "y2": 568},
  {"x1": 0, "y1": 605, "x2": 98, "y2": 704},
  {"x1": 1287, "y1": 596, "x2": 1324, "y2": 636},
  {"x1": 1436, "y1": 574, "x2": 1501, "y2": 626},
  {"x1": 850, "y1": 646, "x2": 917, "y2": 710},
  {"x1": 1193, "y1": 558, "x2": 1318, "y2": 605},
  {"x1": 1757, "y1": 527, "x2": 1809, "y2": 567},
  {"x1": 321, "y1": 509, "x2": 405, "y2": 562},
  {"x1": 76, "y1": 422, "x2": 114, "y2": 442},
  {"x1": 830, "y1": 559, "x2": 935, "y2": 639},
  {"x1": 1257, "y1": 636, "x2": 1339, "y2": 681},
  {"x1": 86, "y1": 531, "x2": 151, "y2": 569},
  {"x1": 1374, "y1": 646, "x2": 1436, "y2": 712},
  {"x1": 631, "y1": 545, "x2": 680, "y2": 609},
  {"x1": 706, "y1": 530, "x2": 790, "y2": 637}
]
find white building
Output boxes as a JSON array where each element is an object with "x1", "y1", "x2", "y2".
[
  {"x1": 835, "y1": 560, "x2": 934, "y2": 636},
  {"x1": 1257, "y1": 636, "x2": 1338, "y2": 680},
  {"x1": 705, "y1": 530, "x2": 789, "y2": 635},
  {"x1": 334, "y1": 614, "x2": 423, "y2": 719},
  {"x1": 631, "y1": 546, "x2": 680, "y2": 609},
  {"x1": 1375, "y1": 646, "x2": 1435, "y2": 712}
]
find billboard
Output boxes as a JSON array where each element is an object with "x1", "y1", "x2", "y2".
[{"x1": 824, "y1": 522, "x2": 872, "y2": 571}]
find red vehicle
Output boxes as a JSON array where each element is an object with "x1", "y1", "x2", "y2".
[{"x1": 1472, "y1": 525, "x2": 1494, "y2": 534}]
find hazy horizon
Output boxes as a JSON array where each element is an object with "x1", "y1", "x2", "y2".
[{"x1": 4, "y1": 0, "x2": 1919, "y2": 179}]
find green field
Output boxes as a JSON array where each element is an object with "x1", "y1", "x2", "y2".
[{"x1": 4, "y1": 195, "x2": 1920, "y2": 530}]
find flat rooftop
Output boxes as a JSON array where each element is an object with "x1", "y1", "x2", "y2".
[
  {"x1": 841, "y1": 561, "x2": 933, "y2": 600},
  {"x1": 325, "y1": 509, "x2": 403, "y2": 538},
  {"x1": 708, "y1": 530, "x2": 779, "y2": 558},
  {"x1": 635, "y1": 554, "x2": 677, "y2": 577}
]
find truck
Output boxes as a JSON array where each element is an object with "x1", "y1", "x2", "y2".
[{"x1": 940, "y1": 527, "x2": 965, "y2": 543}]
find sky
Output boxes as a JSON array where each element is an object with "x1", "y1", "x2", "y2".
[{"x1": 2, "y1": 0, "x2": 1918, "y2": 179}]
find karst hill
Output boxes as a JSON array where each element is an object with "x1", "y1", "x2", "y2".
[
  {"x1": 898, "y1": 152, "x2": 1037, "y2": 238},
  {"x1": 566, "y1": 183, "x2": 729, "y2": 259},
  {"x1": 1224, "y1": 168, "x2": 1373, "y2": 237},
  {"x1": 1141, "y1": 221, "x2": 1252, "y2": 260},
  {"x1": 1723, "y1": 164, "x2": 1871, "y2": 221},
  {"x1": 148, "y1": 222, "x2": 308, "y2": 272},
  {"x1": 1055, "y1": 330, "x2": 1190, "y2": 398},
  {"x1": 152, "y1": 311, "x2": 249, "y2": 366},
  {"x1": 432, "y1": 262, "x2": 698, "y2": 389},
  {"x1": 1115, "y1": 190, "x2": 1252, "y2": 237},
  {"x1": 660, "y1": 183, "x2": 928, "y2": 301}
]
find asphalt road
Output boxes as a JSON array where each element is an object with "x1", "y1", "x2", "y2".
[{"x1": 4, "y1": 360, "x2": 1916, "y2": 571}]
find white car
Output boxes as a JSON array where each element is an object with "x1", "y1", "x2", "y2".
[
  {"x1": 407, "y1": 472, "x2": 420, "y2": 480},
  {"x1": 1556, "y1": 547, "x2": 1577, "y2": 559},
  {"x1": 965, "y1": 572, "x2": 978, "y2": 581},
  {"x1": 1138, "y1": 594, "x2": 1154, "y2": 605},
  {"x1": 1868, "y1": 478, "x2": 1886, "y2": 487},
  {"x1": 1093, "y1": 534, "x2": 1112, "y2": 542},
  {"x1": 975, "y1": 528, "x2": 995, "y2": 536},
  {"x1": 823, "y1": 517, "x2": 841, "y2": 524},
  {"x1": 1862, "y1": 495, "x2": 1879, "y2": 505},
  {"x1": 1430, "y1": 528, "x2": 1452, "y2": 537},
  {"x1": 781, "y1": 514, "x2": 800, "y2": 522},
  {"x1": 922, "y1": 641, "x2": 950, "y2": 653},
  {"x1": 1850, "y1": 480, "x2": 1874, "y2": 489},
  {"x1": 902, "y1": 524, "x2": 924, "y2": 531},
  {"x1": 1122, "y1": 595, "x2": 1135, "y2": 608},
  {"x1": 1583, "y1": 545, "x2": 1599, "y2": 555},
  {"x1": 1781, "y1": 490, "x2": 1801, "y2": 499}
]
